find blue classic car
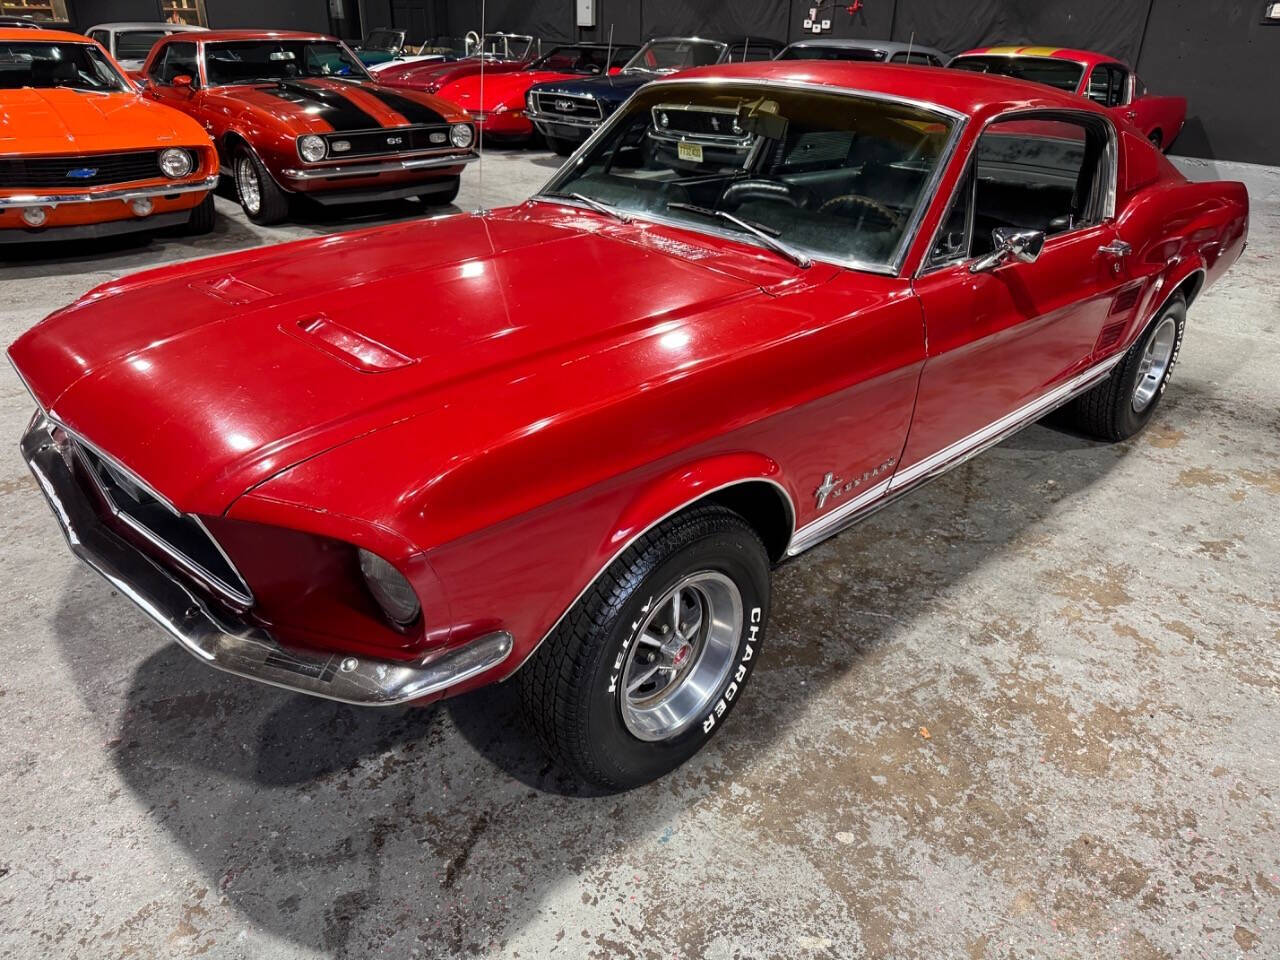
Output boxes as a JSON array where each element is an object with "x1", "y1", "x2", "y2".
[{"x1": 526, "y1": 36, "x2": 783, "y2": 155}]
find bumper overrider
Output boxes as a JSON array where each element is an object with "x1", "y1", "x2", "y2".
[{"x1": 20, "y1": 413, "x2": 512, "y2": 706}]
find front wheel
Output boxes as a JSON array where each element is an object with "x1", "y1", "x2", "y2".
[
  {"x1": 179, "y1": 191, "x2": 216, "y2": 235},
  {"x1": 233, "y1": 147, "x2": 289, "y2": 225},
  {"x1": 545, "y1": 135, "x2": 577, "y2": 157},
  {"x1": 518, "y1": 504, "x2": 771, "y2": 790},
  {"x1": 1064, "y1": 294, "x2": 1186, "y2": 441}
]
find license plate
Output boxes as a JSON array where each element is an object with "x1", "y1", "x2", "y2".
[{"x1": 677, "y1": 141, "x2": 703, "y2": 163}]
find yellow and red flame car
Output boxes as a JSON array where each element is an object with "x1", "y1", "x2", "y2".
[{"x1": 0, "y1": 27, "x2": 217, "y2": 243}]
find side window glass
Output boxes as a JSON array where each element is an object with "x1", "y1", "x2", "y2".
[
  {"x1": 928, "y1": 162, "x2": 974, "y2": 266},
  {"x1": 157, "y1": 42, "x2": 198, "y2": 85},
  {"x1": 1110, "y1": 67, "x2": 1129, "y2": 106},
  {"x1": 891, "y1": 52, "x2": 908, "y2": 63},
  {"x1": 970, "y1": 116, "x2": 1106, "y2": 254},
  {"x1": 1086, "y1": 66, "x2": 1110, "y2": 105},
  {"x1": 147, "y1": 45, "x2": 169, "y2": 80},
  {"x1": 89, "y1": 30, "x2": 108, "y2": 48}
]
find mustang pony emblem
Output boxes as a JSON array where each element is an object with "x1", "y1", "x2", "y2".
[
  {"x1": 554, "y1": 99, "x2": 574, "y2": 112},
  {"x1": 815, "y1": 459, "x2": 897, "y2": 510}
]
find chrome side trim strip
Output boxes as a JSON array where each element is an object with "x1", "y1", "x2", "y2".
[
  {"x1": 503, "y1": 476, "x2": 797, "y2": 682},
  {"x1": 21, "y1": 413, "x2": 511, "y2": 706},
  {"x1": 0, "y1": 174, "x2": 218, "y2": 209},
  {"x1": 786, "y1": 353, "x2": 1125, "y2": 556},
  {"x1": 280, "y1": 151, "x2": 476, "y2": 180},
  {"x1": 786, "y1": 478, "x2": 892, "y2": 556}
]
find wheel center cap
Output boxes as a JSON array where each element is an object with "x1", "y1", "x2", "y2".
[{"x1": 671, "y1": 643, "x2": 692, "y2": 669}]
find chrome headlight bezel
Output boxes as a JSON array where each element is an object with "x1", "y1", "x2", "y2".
[
  {"x1": 449, "y1": 123, "x2": 475, "y2": 149},
  {"x1": 158, "y1": 147, "x2": 194, "y2": 179},
  {"x1": 297, "y1": 134, "x2": 327, "y2": 163},
  {"x1": 357, "y1": 548, "x2": 422, "y2": 627}
]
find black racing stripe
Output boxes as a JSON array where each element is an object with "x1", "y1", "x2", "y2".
[
  {"x1": 361, "y1": 86, "x2": 447, "y2": 126},
  {"x1": 264, "y1": 80, "x2": 381, "y2": 131}
]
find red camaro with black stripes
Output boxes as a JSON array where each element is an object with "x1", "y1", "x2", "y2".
[{"x1": 139, "y1": 30, "x2": 477, "y2": 224}]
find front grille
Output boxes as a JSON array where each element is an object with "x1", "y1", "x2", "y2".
[
  {"x1": 533, "y1": 92, "x2": 602, "y2": 121},
  {"x1": 324, "y1": 125, "x2": 454, "y2": 159},
  {"x1": 0, "y1": 150, "x2": 165, "y2": 189},
  {"x1": 650, "y1": 105, "x2": 752, "y2": 146},
  {"x1": 72, "y1": 439, "x2": 253, "y2": 606}
]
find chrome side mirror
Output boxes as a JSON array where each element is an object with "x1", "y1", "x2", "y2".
[{"x1": 969, "y1": 227, "x2": 1045, "y2": 274}]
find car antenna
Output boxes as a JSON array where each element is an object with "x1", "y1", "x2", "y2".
[
  {"x1": 605, "y1": 23, "x2": 613, "y2": 73},
  {"x1": 906, "y1": 31, "x2": 915, "y2": 61},
  {"x1": 475, "y1": 0, "x2": 488, "y2": 214}
]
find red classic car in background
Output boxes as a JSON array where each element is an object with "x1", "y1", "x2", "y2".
[
  {"x1": 373, "y1": 32, "x2": 540, "y2": 94},
  {"x1": 139, "y1": 30, "x2": 477, "y2": 224},
  {"x1": 950, "y1": 46, "x2": 1186, "y2": 150},
  {"x1": 10, "y1": 61, "x2": 1246, "y2": 788},
  {"x1": 0, "y1": 27, "x2": 218, "y2": 242},
  {"x1": 434, "y1": 42, "x2": 639, "y2": 142}
]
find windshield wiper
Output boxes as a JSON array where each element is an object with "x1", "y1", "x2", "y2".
[
  {"x1": 666, "y1": 202, "x2": 812, "y2": 268},
  {"x1": 546, "y1": 192, "x2": 632, "y2": 223}
]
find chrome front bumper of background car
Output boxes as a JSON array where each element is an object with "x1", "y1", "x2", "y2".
[
  {"x1": 279, "y1": 150, "x2": 477, "y2": 181},
  {"x1": 20, "y1": 413, "x2": 513, "y2": 706},
  {"x1": 0, "y1": 175, "x2": 219, "y2": 209}
]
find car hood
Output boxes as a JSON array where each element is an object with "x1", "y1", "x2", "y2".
[
  {"x1": 0, "y1": 89, "x2": 207, "y2": 154},
  {"x1": 530, "y1": 71, "x2": 650, "y2": 103},
  {"x1": 442, "y1": 69, "x2": 576, "y2": 108},
  {"x1": 10, "y1": 206, "x2": 826, "y2": 515},
  {"x1": 377, "y1": 59, "x2": 526, "y2": 90},
  {"x1": 222, "y1": 78, "x2": 459, "y2": 131}
]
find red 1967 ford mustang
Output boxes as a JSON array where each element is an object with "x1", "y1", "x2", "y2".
[{"x1": 9, "y1": 60, "x2": 1246, "y2": 788}]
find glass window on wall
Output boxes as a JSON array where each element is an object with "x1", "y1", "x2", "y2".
[
  {"x1": 0, "y1": 1, "x2": 69, "y2": 21},
  {"x1": 160, "y1": 0, "x2": 208, "y2": 26}
]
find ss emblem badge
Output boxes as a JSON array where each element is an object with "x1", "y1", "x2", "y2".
[{"x1": 386, "y1": 136, "x2": 403, "y2": 146}]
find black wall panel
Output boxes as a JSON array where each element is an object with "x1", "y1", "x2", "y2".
[
  {"x1": 1137, "y1": 0, "x2": 1280, "y2": 165},
  {"x1": 63, "y1": 0, "x2": 1280, "y2": 164}
]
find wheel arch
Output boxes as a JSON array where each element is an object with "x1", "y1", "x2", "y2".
[
  {"x1": 221, "y1": 130, "x2": 292, "y2": 193},
  {"x1": 498, "y1": 455, "x2": 796, "y2": 681}
]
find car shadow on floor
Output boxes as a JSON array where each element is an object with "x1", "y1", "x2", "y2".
[{"x1": 51, "y1": 418, "x2": 1126, "y2": 955}]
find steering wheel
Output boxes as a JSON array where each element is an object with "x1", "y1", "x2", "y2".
[
  {"x1": 720, "y1": 179, "x2": 807, "y2": 211},
  {"x1": 818, "y1": 194, "x2": 903, "y2": 231}
]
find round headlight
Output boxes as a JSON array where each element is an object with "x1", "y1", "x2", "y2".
[
  {"x1": 298, "y1": 135, "x2": 327, "y2": 163},
  {"x1": 358, "y1": 549, "x2": 421, "y2": 626},
  {"x1": 159, "y1": 147, "x2": 193, "y2": 179},
  {"x1": 450, "y1": 123, "x2": 474, "y2": 149}
]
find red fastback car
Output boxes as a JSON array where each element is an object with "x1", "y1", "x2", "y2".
[
  {"x1": 950, "y1": 46, "x2": 1186, "y2": 150},
  {"x1": 433, "y1": 42, "x2": 638, "y2": 143},
  {"x1": 138, "y1": 30, "x2": 478, "y2": 224},
  {"x1": 10, "y1": 61, "x2": 1246, "y2": 789}
]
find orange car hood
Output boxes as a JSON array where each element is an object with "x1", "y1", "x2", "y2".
[{"x1": 0, "y1": 89, "x2": 207, "y2": 155}]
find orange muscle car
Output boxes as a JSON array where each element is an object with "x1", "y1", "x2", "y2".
[{"x1": 0, "y1": 28, "x2": 218, "y2": 243}]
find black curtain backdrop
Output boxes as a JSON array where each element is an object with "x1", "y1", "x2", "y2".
[{"x1": 65, "y1": 0, "x2": 1280, "y2": 164}]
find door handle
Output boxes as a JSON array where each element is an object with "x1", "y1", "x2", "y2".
[{"x1": 1098, "y1": 240, "x2": 1132, "y2": 257}]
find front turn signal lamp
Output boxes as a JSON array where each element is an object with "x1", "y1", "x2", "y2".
[{"x1": 358, "y1": 548, "x2": 421, "y2": 627}]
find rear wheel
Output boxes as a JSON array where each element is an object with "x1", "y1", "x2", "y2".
[
  {"x1": 545, "y1": 135, "x2": 577, "y2": 157},
  {"x1": 1063, "y1": 294, "x2": 1186, "y2": 441},
  {"x1": 233, "y1": 147, "x2": 288, "y2": 225},
  {"x1": 1149, "y1": 130, "x2": 1164, "y2": 150},
  {"x1": 519, "y1": 504, "x2": 771, "y2": 789}
]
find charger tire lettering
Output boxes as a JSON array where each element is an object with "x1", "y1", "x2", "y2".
[{"x1": 702, "y1": 605, "x2": 762, "y2": 734}]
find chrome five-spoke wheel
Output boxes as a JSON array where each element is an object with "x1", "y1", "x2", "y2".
[
  {"x1": 1132, "y1": 315, "x2": 1177, "y2": 413},
  {"x1": 619, "y1": 571, "x2": 743, "y2": 742}
]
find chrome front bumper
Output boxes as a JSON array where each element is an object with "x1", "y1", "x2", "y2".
[
  {"x1": 20, "y1": 414, "x2": 512, "y2": 706},
  {"x1": 525, "y1": 106, "x2": 602, "y2": 130},
  {"x1": 280, "y1": 150, "x2": 477, "y2": 181},
  {"x1": 0, "y1": 175, "x2": 218, "y2": 209}
]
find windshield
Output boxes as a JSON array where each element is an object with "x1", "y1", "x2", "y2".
[
  {"x1": 0, "y1": 41, "x2": 128, "y2": 91},
  {"x1": 205, "y1": 40, "x2": 371, "y2": 85},
  {"x1": 777, "y1": 44, "x2": 885, "y2": 61},
  {"x1": 949, "y1": 55, "x2": 1084, "y2": 93},
  {"x1": 543, "y1": 81, "x2": 954, "y2": 270},
  {"x1": 362, "y1": 29, "x2": 404, "y2": 53},
  {"x1": 473, "y1": 33, "x2": 535, "y2": 59},
  {"x1": 623, "y1": 39, "x2": 726, "y2": 75},
  {"x1": 115, "y1": 30, "x2": 169, "y2": 61},
  {"x1": 529, "y1": 44, "x2": 633, "y2": 74}
]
